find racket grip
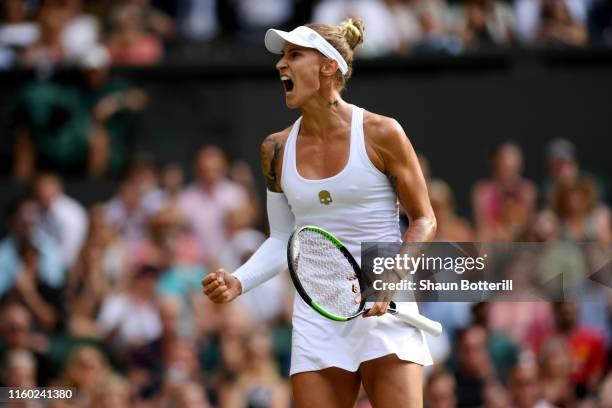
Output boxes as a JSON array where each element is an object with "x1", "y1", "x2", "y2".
[{"x1": 388, "y1": 302, "x2": 443, "y2": 337}]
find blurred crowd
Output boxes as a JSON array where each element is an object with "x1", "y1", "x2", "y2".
[
  {"x1": 1, "y1": 144, "x2": 291, "y2": 407},
  {"x1": 1, "y1": 132, "x2": 611, "y2": 407},
  {"x1": 1, "y1": 2, "x2": 611, "y2": 407},
  {"x1": 2, "y1": 0, "x2": 612, "y2": 69}
]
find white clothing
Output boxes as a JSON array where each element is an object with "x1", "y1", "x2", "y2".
[
  {"x1": 235, "y1": 0, "x2": 293, "y2": 28},
  {"x1": 180, "y1": 0, "x2": 219, "y2": 41},
  {"x1": 61, "y1": 15, "x2": 99, "y2": 62},
  {"x1": 281, "y1": 105, "x2": 433, "y2": 375},
  {"x1": 313, "y1": 0, "x2": 400, "y2": 57},
  {"x1": 97, "y1": 293, "x2": 162, "y2": 346},
  {"x1": 39, "y1": 194, "x2": 87, "y2": 268},
  {"x1": 0, "y1": 22, "x2": 39, "y2": 48}
]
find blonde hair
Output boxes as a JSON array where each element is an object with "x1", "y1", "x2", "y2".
[{"x1": 306, "y1": 17, "x2": 365, "y2": 90}]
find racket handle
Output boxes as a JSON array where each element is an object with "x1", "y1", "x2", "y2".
[{"x1": 388, "y1": 302, "x2": 443, "y2": 337}]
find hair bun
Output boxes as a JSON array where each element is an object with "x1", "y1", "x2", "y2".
[{"x1": 339, "y1": 17, "x2": 365, "y2": 50}]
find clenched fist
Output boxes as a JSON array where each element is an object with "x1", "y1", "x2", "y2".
[{"x1": 201, "y1": 269, "x2": 242, "y2": 303}]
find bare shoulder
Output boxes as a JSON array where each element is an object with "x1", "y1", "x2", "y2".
[
  {"x1": 362, "y1": 111, "x2": 407, "y2": 150},
  {"x1": 261, "y1": 126, "x2": 292, "y2": 192},
  {"x1": 362, "y1": 111, "x2": 412, "y2": 172}
]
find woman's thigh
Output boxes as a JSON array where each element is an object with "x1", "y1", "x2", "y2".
[
  {"x1": 291, "y1": 367, "x2": 361, "y2": 408},
  {"x1": 359, "y1": 354, "x2": 423, "y2": 408}
]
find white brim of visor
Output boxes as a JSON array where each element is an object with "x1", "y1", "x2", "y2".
[{"x1": 264, "y1": 26, "x2": 348, "y2": 75}]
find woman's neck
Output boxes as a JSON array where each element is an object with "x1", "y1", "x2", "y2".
[{"x1": 299, "y1": 92, "x2": 352, "y2": 138}]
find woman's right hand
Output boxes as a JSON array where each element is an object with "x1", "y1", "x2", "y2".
[{"x1": 201, "y1": 269, "x2": 242, "y2": 303}]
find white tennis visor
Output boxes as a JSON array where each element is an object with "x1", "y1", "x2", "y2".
[{"x1": 265, "y1": 26, "x2": 349, "y2": 75}]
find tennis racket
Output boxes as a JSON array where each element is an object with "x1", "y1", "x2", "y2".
[{"x1": 287, "y1": 225, "x2": 443, "y2": 337}]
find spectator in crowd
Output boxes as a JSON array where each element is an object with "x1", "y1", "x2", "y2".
[
  {"x1": 105, "y1": 175, "x2": 157, "y2": 246},
  {"x1": 544, "y1": 302, "x2": 607, "y2": 395},
  {"x1": 149, "y1": 210, "x2": 207, "y2": 340},
  {"x1": 425, "y1": 370, "x2": 457, "y2": 408},
  {"x1": 538, "y1": 337, "x2": 575, "y2": 406},
  {"x1": 59, "y1": 345, "x2": 116, "y2": 407},
  {"x1": 381, "y1": 0, "x2": 422, "y2": 52},
  {"x1": 229, "y1": 160, "x2": 263, "y2": 230},
  {"x1": 460, "y1": 0, "x2": 515, "y2": 50},
  {"x1": 197, "y1": 301, "x2": 254, "y2": 380},
  {"x1": 126, "y1": 156, "x2": 166, "y2": 214},
  {"x1": 66, "y1": 204, "x2": 129, "y2": 338},
  {"x1": 34, "y1": 173, "x2": 87, "y2": 268},
  {"x1": 179, "y1": 145, "x2": 250, "y2": 267},
  {"x1": 23, "y1": 0, "x2": 99, "y2": 67},
  {"x1": 0, "y1": 0, "x2": 39, "y2": 69},
  {"x1": 233, "y1": 0, "x2": 295, "y2": 42},
  {"x1": 13, "y1": 45, "x2": 148, "y2": 179},
  {"x1": 451, "y1": 325, "x2": 498, "y2": 408},
  {"x1": 543, "y1": 138, "x2": 609, "y2": 222},
  {"x1": 526, "y1": 210, "x2": 588, "y2": 288},
  {"x1": 0, "y1": 198, "x2": 63, "y2": 297},
  {"x1": 160, "y1": 162, "x2": 185, "y2": 207},
  {"x1": 313, "y1": 0, "x2": 401, "y2": 57},
  {"x1": 515, "y1": 0, "x2": 587, "y2": 44},
  {"x1": 20, "y1": 0, "x2": 98, "y2": 67},
  {"x1": 482, "y1": 380, "x2": 511, "y2": 408},
  {"x1": 159, "y1": 338, "x2": 208, "y2": 403},
  {"x1": 106, "y1": 4, "x2": 163, "y2": 66},
  {"x1": 508, "y1": 360, "x2": 555, "y2": 408},
  {"x1": 411, "y1": 0, "x2": 462, "y2": 54},
  {"x1": 135, "y1": 206, "x2": 201, "y2": 270},
  {"x1": 1, "y1": 237, "x2": 64, "y2": 333},
  {"x1": 75, "y1": 203, "x2": 129, "y2": 285},
  {"x1": 535, "y1": 0, "x2": 589, "y2": 46},
  {"x1": 541, "y1": 138, "x2": 608, "y2": 203},
  {"x1": 544, "y1": 138, "x2": 580, "y2": 201},
  {"x1": 126, "y1": 0, "x2": 175, "y2": 38},
  {"x1": 472, "y1": 142, "x2": 537, "y2": 241},
  {"x1": 0, "y1": 349, "x2": 38, "y2": 389},
  {"x1": 89, "y1": 374, "x2": 131, "y2": 408},
  {"x1": 21, "y1": 4, "x2": 66, "y2": 67},
  {"x1": 96, "y1": 265, "x2": 162, "y2": 355},
  {"x1": 550, "y1": 176, "x2": 611, "y2": 242},
  {"x1": 57, "y1": 0, "x2": 100, "y2": 63},
  {"x1": 487, "y1": 248, "x2": 557, "y2": 349},
  {"x1": 161, "y1": 379, "x2": 212, "y2": 408},
  {"x1": 0, "y1": 302, "x2": 57, "y2": 386},
  {"x1": 81, "y1": 47, "x2": 149, "y2": 176},
  {"x1": 525, "y1": 208, "x2": 560, "y2": 242},
  {"x1": 470, "y1": 302, "x2": 519, "y2": 381},
  {"x1": 429, "y1": 179, "x2": 474, "y2": 241},
  {"x1": 177, "y1": 0, "x2": 220, "y2": 41},
  {"x1": 12, "y1": 73, "x2": 95, "y2": 178},
  {"x1": 218, "y1": 329, "x2": 290, "y2": 408}
]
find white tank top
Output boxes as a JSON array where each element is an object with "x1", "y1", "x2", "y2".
[{"x1": 280, "y1": 105, "x2": 401, "y2": 263}]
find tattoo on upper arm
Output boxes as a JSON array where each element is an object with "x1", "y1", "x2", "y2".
[{"x1": 261, "y1": 138, "x2": 283, "y2": 192}]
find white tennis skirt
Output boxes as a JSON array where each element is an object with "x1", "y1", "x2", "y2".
[{"x1": 289, "y1": 296, "x2": 434, "y2": 375}]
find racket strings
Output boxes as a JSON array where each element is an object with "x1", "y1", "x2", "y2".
[{"x1": 295, "y1": 230, "x2": 361, "y2": 317}]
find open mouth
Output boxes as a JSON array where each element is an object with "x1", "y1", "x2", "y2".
[{"x1": 281, "y1": 76, "x2": 294, "y2": 93}]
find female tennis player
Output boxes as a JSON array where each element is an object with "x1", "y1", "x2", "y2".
[{"x1": 203, "y1": 18, "x2": 436, "y2": 407}]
